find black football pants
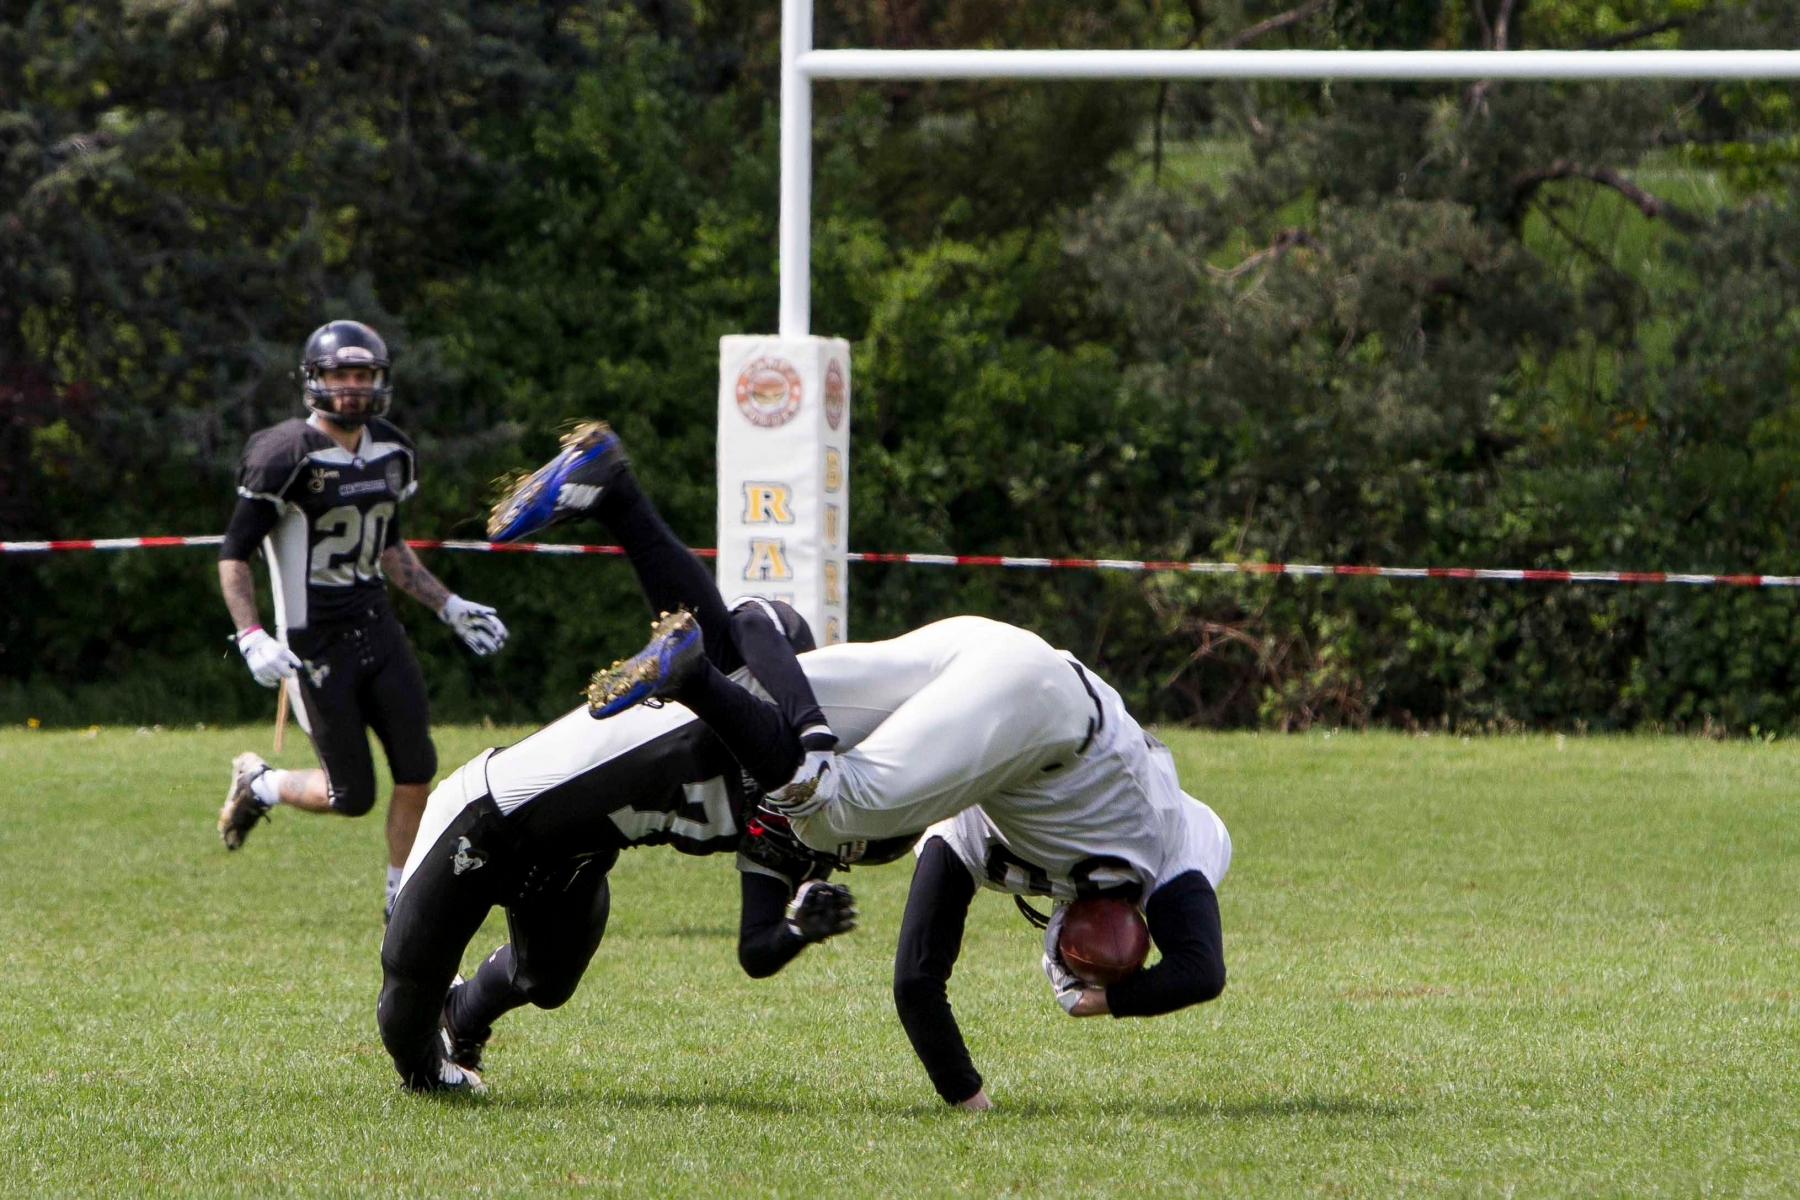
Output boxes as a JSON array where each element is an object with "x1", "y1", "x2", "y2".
[
  {"x1": 377, "y1": 797, "x2": 616, "y2": 1089},
  {"x1": 288, "y1": 606, "x2": 436, "y2": 816}
]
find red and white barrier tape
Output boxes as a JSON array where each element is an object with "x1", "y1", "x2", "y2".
[
  {"x1": 4, "y1": 534, "x2": 1800, "y2": 587},
  {"x1": 3, "y1": 536, "x2": 232, "y2": 552}
]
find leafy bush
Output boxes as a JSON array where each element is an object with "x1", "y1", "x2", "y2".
[{"x1": 6, "y1": 1, "x2": 1800, "y2": 734}]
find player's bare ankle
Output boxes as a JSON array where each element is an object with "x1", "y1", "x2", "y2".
[{"x1": 955, "y1": 1087, "x2": 992, "y2": 1112}]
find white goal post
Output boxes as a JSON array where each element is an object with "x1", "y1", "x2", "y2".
[{"x1": 711, "y1": 0, "x2": 1800, "y2": 643}]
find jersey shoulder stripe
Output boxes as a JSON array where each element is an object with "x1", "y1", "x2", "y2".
[
  {"x1": 495, "y1": 712, "x2": 745, "y2": 854},
  {"x1": 487, "y1": 702, "x2": 710, "y2": 814}
]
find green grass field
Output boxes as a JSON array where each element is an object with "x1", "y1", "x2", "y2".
[{"x1": 2, "y1": 725, "x2": 1797, "y2": 1196}]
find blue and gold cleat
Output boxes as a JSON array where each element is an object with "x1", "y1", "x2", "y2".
[
  {"x1": 586, "y1": 610, "x2": 704, "y2": 719},
  {"x1": 486, "y1": 421, "x2": 628, "y2": 542}
]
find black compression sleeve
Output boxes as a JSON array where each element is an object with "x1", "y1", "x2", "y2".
[
  {"x1": 220, "y1": 496, "x2": 280, "y2": 561},
  {"x1": 676, "y1": 662, "x2": 803, "y2": 792},
  {"x1": 893, "y1": 837, "x2": 983, "y2": 1105},
  {"x1": 737, "y1": 870, "x2": 809, "y2": 978},
  {"x1": 590, "y1": 466, "x2": 736, "y2": 665},
  {"x1": 1103, "y1": 870, "x2": 1226, "y2": 1018},
  {"x1": 729, "y1": 603, "x2": 831, "y2": 744}
]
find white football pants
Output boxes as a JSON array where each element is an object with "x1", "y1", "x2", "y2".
[{"x1": 790, "y1": 616, "x2": 1098, "y2": 846}]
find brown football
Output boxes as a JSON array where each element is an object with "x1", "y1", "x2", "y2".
[{"x1": 1058, "y1": 897, "x2": 1150, "y2": 986}]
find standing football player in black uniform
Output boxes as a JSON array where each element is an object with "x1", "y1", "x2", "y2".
[{"x1": 216, "y1": 320, "x2": 509, "y2": 916}]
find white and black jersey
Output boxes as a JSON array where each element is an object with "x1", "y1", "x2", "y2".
[
  {"x1": 401, "y1": 700, "x2": 758, "y2": 896},
  {"x1": 378, "y1": 501, "x2": 843, "y2": 1092},
  {"x1": 220, "y1": 417, "x2": 419, "y2": 631}
]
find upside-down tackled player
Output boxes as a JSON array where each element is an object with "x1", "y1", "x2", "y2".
[
  {"x1": 610, "y1": 610, "x2": 1233, "y2": 1109},
  {"x1": 497, "y1": 419, "x2": 1231, "y2": 1110}
]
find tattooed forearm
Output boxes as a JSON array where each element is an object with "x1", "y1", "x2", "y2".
[
  {"x1": 218, "y1": 559, "x2": 264, "y2": 632},
  {"x1": 381, "y1": 542, "x2": 452, "y2": 612}
]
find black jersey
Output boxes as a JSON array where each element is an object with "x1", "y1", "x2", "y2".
[{"x1": 224, "y1": 417, "x2": 418, "y2": 631}]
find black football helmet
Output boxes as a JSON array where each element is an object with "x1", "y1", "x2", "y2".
[
  {"x1": 769, "y1": 599, "x2": 817, "y2": 653},
  {"x1": 729, "y1": 595, "x2": 817, "y2": 654},
  {"x1": 300, "y1": 320, "x2": 393, "y2": 427},
  {"x1": 740, "y1": 804, "x2": 916, "y2": 880},
  {"x1": 740, "y1": 807, "x2": 840, "y2": 884}
]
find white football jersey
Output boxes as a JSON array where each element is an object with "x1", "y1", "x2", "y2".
[{"x1": 785, "y1": 616, "x2": 1232, "y2": 899}]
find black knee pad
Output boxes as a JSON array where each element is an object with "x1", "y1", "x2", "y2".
[
  {"x1": 328, "y1": 777, "x2": 379, "y2": 817},
  {"x1": 389, "y1": 736, "x2": 437, "y2": 789},
  {"x1": 515, "y1": 972, "x2": 580, "y2": 1012}
]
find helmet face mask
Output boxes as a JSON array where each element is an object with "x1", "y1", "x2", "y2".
[
  {"x1": 316, "y1": 366, "x2": 378, "y2": 423},
  {"x1": 300, "y1": 320, "x2": 393, "y2": 428}
]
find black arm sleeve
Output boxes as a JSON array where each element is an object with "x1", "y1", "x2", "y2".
[
  {"x1": 385, "y1": 506, "x2": 403, "y2": 549},
  {"x1": 220, "y1": 496, "x2": 281, "y2": 561},
  {"x1": 1103, "y1": 870, "x2": 1226, "y2": 1018},
  {"x1": 729, "y1": 603, "x2": 831, "y2": 746},
  {"x1": 893, "y1": 837, "x2": 983, "y2": 1105},
  {"x1": 737, "y1": 870, "x2": 809, "y2": 979}
]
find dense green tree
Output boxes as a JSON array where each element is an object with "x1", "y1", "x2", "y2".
[
  {"x1": 0, "y1": 0, "x2": 591, "y2": 716},
  {"x1": 5, "y1": 0, "x2": 1800, "y2": 736}
]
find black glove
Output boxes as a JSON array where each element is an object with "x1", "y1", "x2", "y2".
[{"x1": 785, "y1": 880, "x2": 858, "y2": 942}]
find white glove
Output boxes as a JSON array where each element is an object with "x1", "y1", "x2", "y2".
[
  {"x1": 1041, "y1": 903, "x2": 1086, "y2": 1015},
  {"x1": 236, "y1": 627, "x2": 302, "y2": 688},
  {"x1": 439, "y1": 594, "x2": 508, "y2": 656},
  {"x1": 765, "y1": 749, "x2": 837, "y2": 818}
]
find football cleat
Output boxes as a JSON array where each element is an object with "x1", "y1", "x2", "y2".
[
  {"x1": 440, "y1": 975, "x2": 491, "y2": 1072},
  {"x1": 411, "y1": 1041, "x2": 487, "y2": 1095},
  {"x1": 585, "y1": 609, "x2": 704, "y2": 719},
  {"x1": 218, "y1": 752, "x2": 274, "y2": 851},
  {"x1": 486, "y1": 420, "x2": 628, "y2": 542}
]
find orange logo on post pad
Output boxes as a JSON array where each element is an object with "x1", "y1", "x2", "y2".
[
  {"x1": 824, "y1": 359, "x2": 846, "y2": 431},
  {"x1": 735, "y1": 357, "x2": 803, "y2": 428}
]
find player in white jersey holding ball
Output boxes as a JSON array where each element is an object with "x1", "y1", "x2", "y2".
[{"x1": 603, "y1": 611, "x2": 1232, "y2": 1110}]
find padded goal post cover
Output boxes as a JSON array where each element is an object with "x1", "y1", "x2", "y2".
[{"x1": 716, "y1": 336, "x2": 850, "y2": 646}]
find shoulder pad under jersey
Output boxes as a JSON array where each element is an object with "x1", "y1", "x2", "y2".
[
  {"x1": 236, "y1": 419, "x2": 321, "y2": 502},
  {"x1": 365, "y1": 417, "x2": 416, "y2": 454},
  {"x1": 362, "y1": 417, "x2": 418, "y2": 498}
]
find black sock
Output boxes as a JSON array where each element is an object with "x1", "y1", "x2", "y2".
[
  {"x1": 675, "y1": 661, "x2": 803, "y2": 792},
  {"x1": 451, "y1": 944, "x2": 527, "y2": 1036},
  {"x1": 592, "y1": 470, "x2": 737, "y2": 670}
]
